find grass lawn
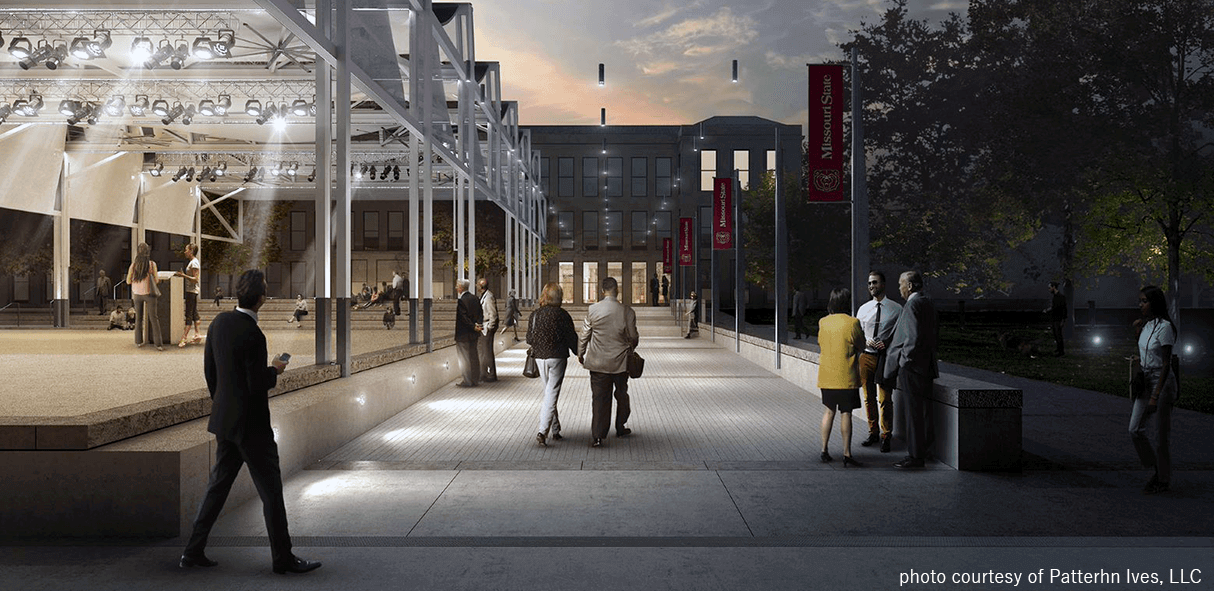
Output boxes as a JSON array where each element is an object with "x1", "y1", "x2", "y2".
[{"x1": 798, "y1": 311, "x2": 1213, "y2": 414}]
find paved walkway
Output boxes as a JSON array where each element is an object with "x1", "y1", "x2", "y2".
[{"x1": 3, "y1": 309, "x2": 1211, "y2": 590}]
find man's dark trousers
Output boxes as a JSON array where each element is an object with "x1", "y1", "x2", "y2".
[
  {"x1": 589, "y1": 371, "x2": 630, "y2": 439},
  {"x1": 185, "y1": 432, "x2": 292, "y2": 565},
  {"x1": 898, "y1": 370, "x2": 935, "y2": 461}
]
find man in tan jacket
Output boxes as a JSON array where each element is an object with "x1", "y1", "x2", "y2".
[{"x1": 578, "y1": 277, "x2": 640, "y2": 447}]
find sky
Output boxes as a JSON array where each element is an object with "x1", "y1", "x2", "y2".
[{"x1": 467, "y1": 0, "x2": 968, "y2": 128}]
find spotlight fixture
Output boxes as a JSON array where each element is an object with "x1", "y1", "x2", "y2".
[
  {"x1": 149, "y1": 162, "x2": 163, "y2": 177},
  {"x1": 129, "y1": 95, "x2": 149, "y2": 116},
  {"x1": 215, "y1": 162, "x2": 227, "y2": 176},
  {"x1": 86, "y1": 30, "x2": 112, "y2": 58},
  {"x1": 357, "y1": 165, "x2": 367, "y2": 179},
  {"x1": 601, "y1": 107, "x2": 606, "y2": 127},
  {"x1": 732, "y1": 59, "x2": 739, "y2": 83},
  {"x1": 169, "y1": 41, "x2": 188, "y2": 70},
  {"x1": 44, "y1": 41, "x2": 68, "y2": 70},
  {"x1": 59, "y1": 99, "x2": 80, "y2": 117},
  {"x1": 598, "y1": 63, "x2": 605, "y2": 86},
  {"x1": 8, "y1": 36, "x2": 32, "y2": 59},
  {"x1": 215, "y1": 94, "x2": 231, "y2": 115},
  {"x1": 151, "y1": 99, "x2": 169, "y2": 117},
  {"x1": 180, "y1": 104, "x2": 196, "y2": 125},
  {"x1": 0, "y1": 102, "x2": 11, "y2": 123},
  {"x1": 144, "y1": 39, "x2": 172, "y2": 69},
  {"x1": 130, "y1": 37, "x2": 153, "y2": 63},
  {"x1": 161, "y1": 102, "x2": 185, "y2": 125},
  {"x1": 392, "y1": 165, "x2": 400, "y2": 181},
  {"x1": 198, "y1": 167, "x2": 211, "y2": 182},
  {"x1": 208, "y1": 168, "x2": 218, "y2": 182},
  {"x1": 270, "y1": 163, "x2": 281, "y2": 176},
  {"x1": 601, "y1": 138, "x2": 607, "y2": 154},
  {"x1": 211, "y1": 29, "x2": 235, "y2": 57},
  {"x1": 244, "y1": 99, "x2": 262, "y2": 117},
  {"x1": 290, "y1": 98, "x2": 310, "y2": 117},
  {"x1": 286, "y1": 163, "x2": 298, "y2": 178},
  {"x1": 103, "y1": 95, "x2": 125, "y2": 117},
  {"x1": 368, "y1": 165, "x2": 377, "y2": 179},
  {"x1": 379, "y1": 165, "x2": 390, "y2": 180},
  {"x1": 85, "y1": 104, "x2": 101, "y2": 125},
  {"x1": 191, "y1": 36, "x2": 214, "y2": 60},
  {"x1": 171, "y1": 167, "x2": 187, "y2": 182},
  {"x1": 184, "y1": 167, "x2": 196, "y2": 182},
  {"x1": 307, "y1": 167, "x2": 316, "y2": 182},
  {"x1": 14, "y1": 93, "x2": 44, "y2": 117},
  {"x1": 244, "y1": 166, "x2": 258, "y2": 182},
  {"x1": 70, "y1": 36, "x2": 93, "y2": 60},
  {"x1": 197, "y1": 99, "x2": 215, "y2": 116}
]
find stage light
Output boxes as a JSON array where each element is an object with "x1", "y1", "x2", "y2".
[
  {"x1": 198, "y1": 167, "x2": 211, "y2": 182},
  {"x1": 357, "y1": 165, "x2": 366, "y2": 179},
  {"x1": 369, "y1": 165, "x2": 377, "y2": 179},
  {"x1": 70, "y1": 37, "x2": 92, "y2": 60},
  {"x1": 208, "y1": 167, "x2": 218, "y2": 182},
  {"x1": 161, "y1": 102, "x2": 185, "y2": 125},
  {"x1": 59, "y1": 99, "x2": 80, "y2": 117},
  {"x1": 8, "y1": 36, "x2": 32, "y2": 59},
  {"x1": 171, "y1": 167, "x2": 187, "y2": 182},
  {"x1": 184, "y1": 167, "x2": 195, "y2": 182},
  {"x1": 212, "y1": 29, "x2": 235, "y2": 57},
  {"x1": 130, "y1": 37, "x2": 153, "y2": 63},
  {"x1": 244, "y1": 167, "x2": 258, "y2": 182},
  {"x1": 180, "y1": 104, "x2": 196, "y2": 125},
  {"x1": 244, "y1": 99, "x2": 262, "y2": 117},
  {"x1": 307, "y1": 167, "x2": 316, "y2": 182},
  {"x1": 85, "y1": 104, "x2": 101, "y2": 125},
  {"x1": 18, "y1": 41, "x2": 51, "y2": 70},
  {"x1": 103, "y1": 96, "x2": 125, "y2": 117},
  {"x1": 169, "y1": 41, "x2": 188, "y2": 70},
  {"x1": 290, "y1": 98, "x2": 310, "y2": 117},
  {"x1": 270, "y1": 163, "x2": 281, "y2": 176},
  {"x1": 192, "y1": 36, "x2": 214, "y2": 60},
  {"x1": 732, "y1": 59, "x2": 738, "y2": 83},
  {"x1": 0, "y1": 103, "x2": 11, "y2": 123},
  {"x1": 287, "y1": 163, "x2": 298, "y2": 178},
  {"x1": 129, "y1": 95, "x2": 149, "y2": 116},
  {"x1": 86, "y1": 30, "x2": 111, "y2": 58},
  {"x1": 144, "y1": 40, "x2": 172, "y2": 69},
  {"x1": 601, "y1": 107, "x2": 606, "y2": 127},
  {"x1": 149, "y1": 162, "x2": 163, "y2": 177},
  {"x1": 215, "y1": 162, "x2": 227, "y2": 176},
  {"x1": 598, "y1": 63, "x2": 604, "y2": 86},
  {"x1": 197, "y1": 99, "x2": 215, "y2": 116},
  {"x1": 379, "y1": 165, "x2": 389, "y2": 180},
  {"x1": 44, "y1": 42, "x2": 68, "y2": 69},
  {"x1": 215, "y1": 94, "x2": 231, "y2": 115},
  {"x1": 392, "y1": 165, "x2": 400, "y2": 181},
  {"x1": 151, "y1": 99, "x2": 169, "y2": 117}
]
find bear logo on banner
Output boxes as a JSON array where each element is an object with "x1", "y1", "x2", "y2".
[
  {"x1": 715, "y1": 231, "x2": 731, "y2": 245},
  {"x1": 813, "y1": 169, "x2": 842, "y2": 194}
]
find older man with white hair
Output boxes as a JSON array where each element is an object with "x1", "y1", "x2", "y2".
[{"x1": 454, "y1": 279, "x2": 483, "y2": 387}]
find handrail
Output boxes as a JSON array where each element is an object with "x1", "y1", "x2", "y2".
[
  {"x1": 113, "y1": 279, "x2": 127, "y2": 302},
  {"x1": 0, "y1": 301, "x2": 21, "y2": 327}
]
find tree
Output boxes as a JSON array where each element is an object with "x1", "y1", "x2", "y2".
[{"x1": 200, "y1": 195, "x2": 291, "y2": 283}]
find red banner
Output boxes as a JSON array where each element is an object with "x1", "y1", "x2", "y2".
[
  {"x1": 808, "y1": 64, "x2": 844, "y2": 202},
  {"x1": 712, "y1": 177, "x2": 733, "y2": 250},
  {"x1": 662, "y1": 238, "x2": 672, "y2": 273},
  {"x1": 678, "y1": 217, "x2": 694, "y2": 266}
]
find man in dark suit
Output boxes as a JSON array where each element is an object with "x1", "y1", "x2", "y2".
[
  {"x1": 181, "y1": 269, "x2": 321, "y2": 575},
  {"x1": 454, "y1": 278, "x2": 483, "y2": 387},
  {"x1": 882, "y1": 270, "x2": 939, "y2": 469}
]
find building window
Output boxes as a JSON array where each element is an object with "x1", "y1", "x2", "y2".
[
  {"x1": 583, "y1": 261, "x2": 599, "y2": 303},
  {"x1": 559, "y1": 262, "x2": 574, "y2": 305},
  {"x1": 582, "y1": 211, "x2": 599, "y2": 250},
  {"x1": 606, "y1": 157, "x2": 623, "y2": 198},
  {"x1": 558, "y1": 212, "x2": 574, "y2": 250},
  {"x1": 363, "y1": 211, "x2": 379, "y2": 250},
  {"x1": 558, "y1": 157, "x2": 574, "y2": 197},
  {"x1": 631, "y1": 211, "x2": 648, "y2": 250},
  {"x1": 735, "y1": 150, "x2": 750, "y2": 190},
  {"x1": 290, "y1": 211, "x2": 306, "y2": 251},
  {"x1": 767, "y1": 149, "x2": 776, "y2": 178},
  {"x1": 631, "y1": 262, "x2": 647, "y2": 305},
  {"x1": 654, "y1": 211, "x2": 671, "y2": 241},
  {"x1": 699, "y1": 205, "x2": 712, "y2": 250},
  {"x1": 604, "y1": 210, "x2": 622, "y2": 249},
  {"x1": 656, "y1": 157, "x2": 672, "y2": 198},
  {"x1": 582, "y1": 157, "x2": 599, "y2": 197},
  {"x1": 631, "y1": 157, "x2": 647, "y2": 197},
  {"x1": 540, "y1": 157, "x2": 551, "y2": 197},
  {"x1": 700, "y1": 150, "x2": 717, "y2": 191},
  {"x1": 387, "y1": 211, "x2": 404, "y2": 250},
  {"x1": 607, "y1": 262, "x2": 623, "y2": 296}
]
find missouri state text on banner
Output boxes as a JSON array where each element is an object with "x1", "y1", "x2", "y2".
[
  {"x1": 712, "y1": 177, "x2": 733, "y2": 250},
  {"x1": 678, "y1": 217, "x2": 694, "y2": 266},
  {"x1": 663, "y1": 238, "x2": 672, "y2": 274},
  {"x1": 808, "y1": 64, "x2": 845, "y2": 202}
]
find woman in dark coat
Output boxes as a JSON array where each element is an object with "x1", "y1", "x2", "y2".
[{"x1": 527, "y1": 282, "x2": 579, "y2": 446}]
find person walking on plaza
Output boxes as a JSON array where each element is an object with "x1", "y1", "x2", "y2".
[
  {"x1": 684, "y1": 291, "x2": 700, "y2": 338},
  {"x1": 791, "y1": 284, "x2": 810, "y2": 340},
  {"x1": 214, "y1": 286, "x2": 223, "y2": 308},
  {"x1": 528, "y1": 282, "x2": 579, "y2": 446},
  {"x1": 661, "y1": 274, "x2": 669, "y2": 306},
  {"x1": 1045, "y1": 281, "x2": 1068, "y2": 356},
  {"x1": 126, "y1": 242, "x2": 164, "y2": 351},
  {"x1": 382, "y1": 304, "x2": 396, "y2": 330},
  {"x1": 288, "y1": 294, "x2": 308, "y2": 326},
  {"x1": 175, "y1": 243, "x2": 203, "y2": 348},
  {"x1": 180, "y1": 269, "x2": 321, "y2": 575},
  {"x1": 392, "y1": 270, "x2": 405, "y2": 316},
  {"x1": 454, "y1": 279, "x2": 483, "y2": 387},
  {"x1": 478, "y1": 278, "x2": 499, "y2": 383},
  {"x1": 817, "y1": 288, "x2": 866, "y2": 467},
  {"x1": 856, "y1": 271, "x2": 902, "y2": 453},
  {"x1": 650, "y1": 272, "x2": 660, "y2": 306},
  {"x1": 1131, "y1": 285, "x2": 1178, "y2": 494},
  {"x1": 96, "y1": 269, "x2": 112, "y2": 315},
  {"x1": 883, "y1": 270, "x2": 939, "y2": 469},
  {"x1": 578, "y1": 277, "x2": 640, "y2": 447},
  {"x1": 505, "y1": 290, "x2": 522, "y2": 342}
]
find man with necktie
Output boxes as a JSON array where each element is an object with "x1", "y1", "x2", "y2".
[{"x1": 856, "y1": 271, "x2": 902, "y2": 453}]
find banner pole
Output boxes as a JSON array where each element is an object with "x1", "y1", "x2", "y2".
[
  {"x1": 734, "y1": 170, "x2": 741, "y2": 353},
  {"x1": 774, "y1": 125, "x2": 784, "y2": 370},
  {"x1": 851, "y1": 47, "x2": 869, "y2": 315}
]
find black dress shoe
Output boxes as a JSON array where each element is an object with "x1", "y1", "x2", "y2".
[
  {"x1": 820, "y1": 451, "x2": 833, "y2": 463},
  {"x1": 843, "y1": 456, "x2": 863, "y2": 468},
  {"x1": 880, "y1": 436, "x2": 891, "y2": 453},
  {"x1": 860, "y1": 433, "x2": 880, "y2": 447},
  {"x1": 179, "y1": 554, "x2": 218, "y2": 568},
  {"x1": 551, "y1": 433, "x2": 564, "y2": 441},
  {"x1": 536, "y1": 432, "x2": 547, "y2": 446},
  {"x1": 591, "y1": 438, "x2": 603, "y2": 447},
  {"x1": 894, "y1": 457, "x2": 925, "y2": 469},
  {"x1": 617, "y1": 427, "x2": 632, "y2": 437},
  {"x1": 273, "y1": 556, "x2": 322, "y2": 575}
]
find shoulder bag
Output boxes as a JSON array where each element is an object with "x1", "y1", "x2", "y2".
[
  {"x1": 627, "y1": 350, "x2": 645, "y2": 379},
  {"x1": 523, "y1": 348, "x2": 540, "y2": 378}
]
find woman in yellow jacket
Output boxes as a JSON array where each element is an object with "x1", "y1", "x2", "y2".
[{"x1": 817, "y1": 288, "x2": 866, "y2": 467}]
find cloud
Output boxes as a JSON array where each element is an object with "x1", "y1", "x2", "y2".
[
  {"x1": 616, "y1": 6, "x2": 760, "y2": 67},
  {"x1": 928, "y1": 1, "x2": 969, "y2": 10}
]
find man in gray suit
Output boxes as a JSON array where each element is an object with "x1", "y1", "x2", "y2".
[
  {"x1": 578, "y1": 277, "x2": 640, "y2": 447},
  {"x1": 882, "y1": 270, "x2": 938, "y2": 469}
]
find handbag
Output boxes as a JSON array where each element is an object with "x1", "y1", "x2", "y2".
[
  {"x1": 626, "y1": 350, "x2": 645, "y2": 379},
  {"x1": 149, "y1": 274, "x2": 161, "y2": 297},
  {"x1": 522, "y1": 348, "x2": 540, "y2": 378}
]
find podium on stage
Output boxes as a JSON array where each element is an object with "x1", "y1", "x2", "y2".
[{"x1": 153, "y1": 272, "x2": 185, "y2": 346}]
